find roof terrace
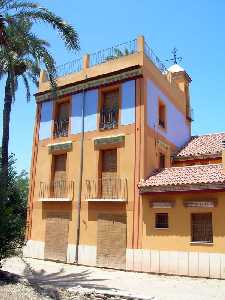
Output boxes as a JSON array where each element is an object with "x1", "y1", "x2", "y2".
[{"x1": 37, "y1": 36, "x2": 186, "y2": 104}]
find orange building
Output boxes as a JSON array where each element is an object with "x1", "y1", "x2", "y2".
[{"x1": 24, "y1": 35, "x2": 225, "y2": 278}]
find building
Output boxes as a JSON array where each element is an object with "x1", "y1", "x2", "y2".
[{"x1": 24, "y1": 35, "x2": 225, "y2": 279}]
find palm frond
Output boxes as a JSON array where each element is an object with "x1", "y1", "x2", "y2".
[
  {"x1": 21, "y1": 73, "x2": 30, "y2": 102},
  {"x1": 15, "y1": 9, "x2": 80, "y2": 50}
]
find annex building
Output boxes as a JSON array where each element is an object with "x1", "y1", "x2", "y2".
[{"x1": 24, "y1": 36, "x2": 225, "y2": 279}]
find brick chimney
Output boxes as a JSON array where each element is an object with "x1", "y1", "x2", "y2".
[{"x1": 167, "y1": 64, "x2": 192, "y2": 120}]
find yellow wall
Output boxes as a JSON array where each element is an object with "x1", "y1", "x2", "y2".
[{"x1": 142, "y1": 192, "x2": 225, "y2": 253}]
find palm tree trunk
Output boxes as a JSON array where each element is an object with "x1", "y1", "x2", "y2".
[{"x1": 1, "y1": 75, "x2": 12, "y2": 187}]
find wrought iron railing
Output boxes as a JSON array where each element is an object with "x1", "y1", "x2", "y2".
[
  {"x1": 85, "y1": 177, "x2": 128, "y2": 200},
  {"x1": 89, "y1": 39, "x2": 137, "y2": 67},
  {"x1": 56, "y1": 57, "x2": 82, "y2": 78},
  {"x1": 99, "y1": 108, "x2": 118, "y2": 130},
  {"x1": 144, "y1": 41, "x2": 167, "y2": 74},
  {"x1": 39, "y1": 180, "x2": 74, "y2": 199},
  {"x1": 54, "y1": 119, "x2": 69, "y2": 138}
]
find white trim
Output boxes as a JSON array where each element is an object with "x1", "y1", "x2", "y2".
[
  {"x1": 85, "y1": 198, "x2": 126, "y2": 202},
  {"x1": 39, "y1": 198, "x2": 72, "y2": 202},
  {"x1": 47, "y1": 141, "x2": 72, "y2": 147}
]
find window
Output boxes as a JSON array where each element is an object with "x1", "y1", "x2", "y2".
[
  {"x1": 191, "y1": 213, "x2": 213, "y2": 243},
  {"x1": 158, "y1": 101, "x2": 166, "y2": 129},
  {"x1": 54, "y1": 101, "x2": 70, "y2": 138},
  {"x1": 155, "y1": 213, "x2": 168, "y2": 229},
  {"x1": 100, "y1": 149, "x2": 118, "y2": 198},
  {"x1": 159, "y1": 152, "x2": 165, "y2": 169},
  {"x1": 51, "y1": 154, "x2": 67, "y2": 197},
  {"x1": 100, "y1": 89, "x2": 119, "y2": 130}
]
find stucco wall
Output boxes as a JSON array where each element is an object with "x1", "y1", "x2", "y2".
[
  {"x1": 142, "y1": 192, "x2": 225, "y2": 253},
  {"x1": 146, "y1": 80, "x2": 190, "y2": 148}
]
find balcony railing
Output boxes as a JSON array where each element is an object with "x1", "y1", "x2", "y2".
[
  {"x1": 144, "y1": 41, "x2": 167, "y2": 74},
  {"x1": 39, "y1": 180, "x2": 74, "y2": 200},
  {"x1": 89, "y1": 38, "x2": 137, "y2": 67},
  {"x1": 54, "y1": 118, "x2": 69, "y2": 138},
  {"x1": 99, "y1": 108, "x2": 118, "y2": 130},
  {"x1": 85, "y1": 177, "x2": 128, "y2": 201}
]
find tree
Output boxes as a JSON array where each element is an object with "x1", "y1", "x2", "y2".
[
  {"x1": 0, "y1": 149, "x2": 29, "y2": 263},
  {"x1": 0, "y1": 0, "x2": 79, "y2": 190}
]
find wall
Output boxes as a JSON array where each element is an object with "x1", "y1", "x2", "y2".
[
  {"x1": 39, "y1": 101, "x2": 53, "y2": 140},
  {"x1": 146, "y1": 80, "x2": 190, "y2": 148},
  {"x1": 142, "y1": 191, "x2": 225, "y2": 253}
]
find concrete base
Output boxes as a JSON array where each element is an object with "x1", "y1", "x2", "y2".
[
  {"x1": 126, "y1": 248, "x2": 225, "y2": 279},
  {"x1": 23, "y1": 241, "x2": 225, "y2": 279}
]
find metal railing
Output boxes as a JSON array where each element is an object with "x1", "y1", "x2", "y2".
[
  {"x1": 89, "y1": 39, "x2": 137, "y2": 67},
  {"x1": 85, "y1": 177, "x2": 128, "y2": 200},
  {"x1": 39, "y1": 180, "x2": 74, "y2": 199},
  {"x1": 54, "y1": 119, "x2": 69, "y2": 138},
  {"x1": 99, "y1": 108, "x2": 118, "y2": 130},
  {"x1": 144, "y1": 41, "x2": 167, "y2": 74},
  {"x1": 56, "y1": 57, "x2": 82, "y2": 78}
]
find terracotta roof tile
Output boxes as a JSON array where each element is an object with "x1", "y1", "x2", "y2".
[
  {"x1": 139, "y1": 164, "x2": 225, "y2": 188},
  {"x1": 175, "y1": 133, "x2": 225, "y2": 158}
]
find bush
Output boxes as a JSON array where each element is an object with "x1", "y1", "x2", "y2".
[{"x1": 0, "y1": 152, "x2": 28, "y2": 264}]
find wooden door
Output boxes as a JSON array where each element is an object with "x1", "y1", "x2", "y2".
[
  {"x1": 44, "y1": 213, "x2": 69, "y2": 262},
  {"x1": 101, "y1": 149, "x2": 117, "y2": 198},
  {"x1": 52, "y1": 154, "x2": 67, "y2": 198},
  {"x1": 97, "y1": 214, "x2": 126, "y2": 269}
]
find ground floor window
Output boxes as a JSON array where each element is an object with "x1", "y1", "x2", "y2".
[
  {"x1": 191, "y1": 213, "x2": 213, "y2": 243},
  {"x1": 155, "y1": 213, "x2": 168, "y2": 229}
]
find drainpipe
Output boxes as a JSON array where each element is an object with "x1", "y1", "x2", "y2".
[{"x1": 75, "y1": 81, "x2": 86, "y2": 264}]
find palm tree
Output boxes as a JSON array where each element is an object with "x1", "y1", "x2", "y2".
[{"x1": 0, "y1": 1, "x2": 79, "y2": 188}]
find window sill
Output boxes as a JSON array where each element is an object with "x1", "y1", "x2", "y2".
[
  {"x1": 154, "y1": 227, "x2": 169, "y2": 230},
  {"x1": 189, "y1": 241, "x2": 214, "y2": 246}
]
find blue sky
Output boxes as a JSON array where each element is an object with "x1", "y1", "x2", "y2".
[{"x1": 0, "y1": 0, "x2": 225, "y2": 172}]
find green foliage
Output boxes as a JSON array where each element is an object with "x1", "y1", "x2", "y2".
[{"x1": 0, "y1": 150, "x2": 29, "y2": 264}]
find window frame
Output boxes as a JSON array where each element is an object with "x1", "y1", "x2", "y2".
[
  {"x1": 191, "y1": 213, "x2": 213, "y2": 244},
  {"x1": 99, "y1": 86, "x2": 120, "y2": 130},
  {"x1": 158, "y1": 99, "x2": 167, "y2": 130},
  {"x1": 155, "y1": 213, "x2": 169, "y2": 229}
]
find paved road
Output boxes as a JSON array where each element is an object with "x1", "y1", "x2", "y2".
[{"x1": 2, "y1": 257, "x2": 225, "y2": 300}]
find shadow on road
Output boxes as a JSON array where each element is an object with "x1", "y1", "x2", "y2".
[{"x1": 21, "y1": 257, "x2": 117, "y2": 299}]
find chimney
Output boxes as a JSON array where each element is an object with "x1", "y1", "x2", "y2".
[
  {"x1": 222, "y1": 140, "x2": 225, "y2": 172},
  {"x1": 167, "y1": 64, "x2": 192, "y2": 121}
]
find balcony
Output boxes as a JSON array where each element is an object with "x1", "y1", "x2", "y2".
[
  {"x1": 39, "y1": 180, "x2": 74, "y2": 201},
  {"x1": 99, "y1": 109, "x2": 118, "y2": 130},
  {"x1": 85, "y1": 177, "x2": 128, "y2": 202},
  {"x1": 54, "y1": 119, "x2": 69, "y2": 138}
]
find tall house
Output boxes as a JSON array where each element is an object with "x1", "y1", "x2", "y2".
[{"x1": 24, "y1": 36, "x2": 192, "y2": 270}]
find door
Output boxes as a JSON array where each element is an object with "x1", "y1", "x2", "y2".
[
  {"x1": 44, "y1": 213, "x2": 69, "y2": 262},
  {"x1": 97, "y1": 214, "x2": 126, "y2": 269},
  {"x1": 101, "y1": 149, "x2": 117, "y2": 198},
  {"x1": 52, "y1": 154, "x2": 67, "y2": 198}
]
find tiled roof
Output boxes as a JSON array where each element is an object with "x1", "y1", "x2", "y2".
[
  {"x1": 139, "y1": 164, "x2": 225, "y2": 191},
  {"x1": 175, "y1": 133, "x2": 225, "y2": 159}
]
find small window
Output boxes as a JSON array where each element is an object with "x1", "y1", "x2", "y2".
[
  {"x1": 159, "y1": 153, "x2": 165, "y2": 169},
  {"x1": 191, "y1": 213, "x2": 213, "y2": 243},
  {"x1": 155, "y1": 213, "x2": 168, "y2": 229},
  {"x1": 158, "y1": 101, "x2": 166, "y2": 129},
  {"x1": 100, "y1": 89, "x2": 119, "y2": 130}
]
